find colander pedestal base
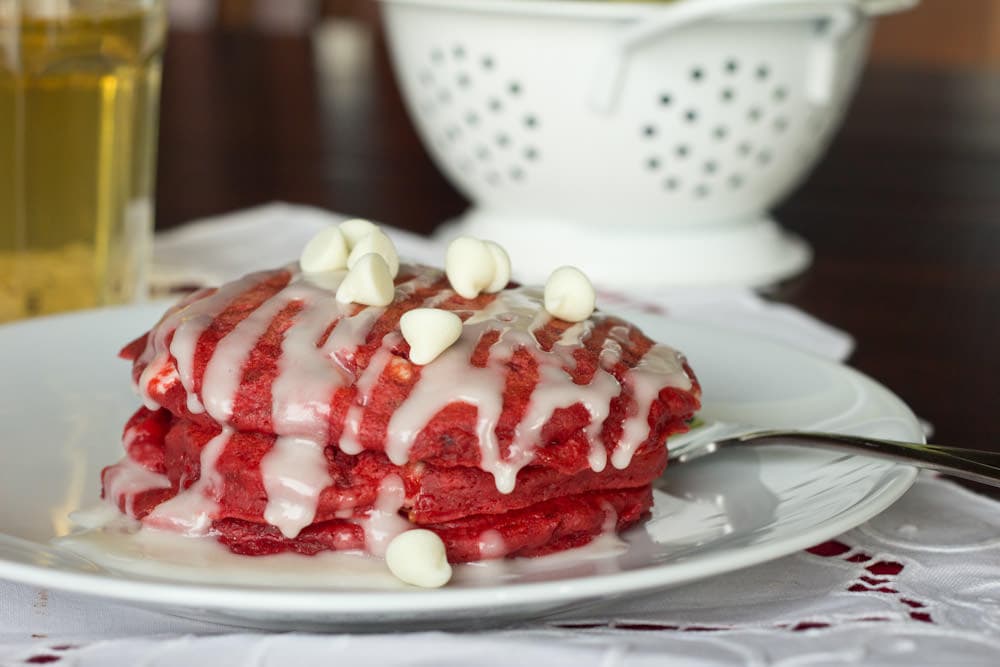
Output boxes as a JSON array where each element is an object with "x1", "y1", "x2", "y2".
[{"x1": 435, "y1": 211, "x2": 812, "y2": 288}]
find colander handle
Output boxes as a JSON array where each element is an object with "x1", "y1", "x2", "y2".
[{"x1": 588, "y1": 0, "x2": 918, "y2": 114}]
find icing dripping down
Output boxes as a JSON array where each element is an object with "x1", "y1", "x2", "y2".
[
  {"x1": 144, "y1": 428, "x2": 232, "y2": 536},
  {"x1": 261, "y1": 436, "x2": 333, "y2": 539},
  {"x1": 102, "y1": 457, "x2": 171, "y2": 519},
  {"x1": 357, "y1": 475, "x2": 411, "y2": 558}
]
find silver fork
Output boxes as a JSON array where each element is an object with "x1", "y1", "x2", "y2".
[{"x1": 668, "y1": 421, "x2": 1000, "y2": 487}]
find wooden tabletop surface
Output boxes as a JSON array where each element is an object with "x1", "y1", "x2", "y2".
[{"x1": 154, "y1": 21, "x2": 1000, "y2": 491}]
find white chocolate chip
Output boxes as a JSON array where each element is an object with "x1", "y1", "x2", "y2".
[
  {"x1": 445, "y1": 237, "x2": 496, "y2": 299},
  {"x1": 300, "y1": 226, "x2": 349, "y2": 274},
  {"x1": 338, "y1": 218, "x2": 379, "y2": 249},
  {"x1": 400, "y1": 308, "x2": 463, "y2": 365},
  {"x1": 336, "y1": 253, "x2": 395, "y2": 306},
  {"x1": 484, "y1": 241, "x2": 511, "y2": 293},
  {"x1": 544, "y1": 266, "x2": 596, "y2": 323},
  {"x1": 385, "y1": 529, "x2": 452, "y2": 588},
  {"x1": 348, "y1": 229, "x2": 400, "y2": 278}
]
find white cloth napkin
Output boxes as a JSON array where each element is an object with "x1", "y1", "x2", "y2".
[{"x1": 4, "y1": 203, "x2": 997, "y2": 665}]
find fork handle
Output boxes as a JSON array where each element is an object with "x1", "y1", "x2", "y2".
[{"x1": 737, "y1": 431, "x2": 1000, "y2": 487}]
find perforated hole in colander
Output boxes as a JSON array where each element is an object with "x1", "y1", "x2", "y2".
[{"x1": 415, "y1": 46, "x2": 541, "y2": 188}]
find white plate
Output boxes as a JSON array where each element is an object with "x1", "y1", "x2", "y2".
[{"x1": 0, "y1": 304, "x2": 920, "y2": 630}]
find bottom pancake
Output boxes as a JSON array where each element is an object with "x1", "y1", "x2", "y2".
[{"x1": 212, "y1": 486, "x2": 652, "y2": 562}]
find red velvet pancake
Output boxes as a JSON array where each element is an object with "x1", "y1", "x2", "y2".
[{"x1": 102, "y1": 263, "x2": 700, "y2": 562}]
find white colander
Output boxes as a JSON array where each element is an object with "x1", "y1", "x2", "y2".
[{"x1": 379, "y1": 0, "x2": 917, "y2": 286}]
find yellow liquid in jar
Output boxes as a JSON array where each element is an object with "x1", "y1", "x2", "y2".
[{"x1": 0, "y1": 3, "x2": 166, "y2": 322}]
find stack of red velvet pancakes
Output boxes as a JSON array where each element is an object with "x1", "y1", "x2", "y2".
[{"x1": 102, "y1": 224, "x2": 700, "y2": 579}]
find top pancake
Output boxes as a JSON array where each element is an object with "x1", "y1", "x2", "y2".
[{"x1": 121, "y1": 263, "x2": 700, "y2": 490}]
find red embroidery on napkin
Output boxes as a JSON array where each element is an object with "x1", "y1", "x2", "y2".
[
  {"x1": 867, "y1": 561, "x2": 904, "y2": 576},
  {"x1": 614, "y1": 623, "x2": 679, "y2": 631},
  {"x1": 806, "y1": 540, "x2": 934, "y2": 624},
  {"x1": 552, "y1": 543, "x2": 935, "y2": 634},
  {"x1": 807, "y1": 540, "x2": 852, "y2": 557},
  {"x1": 791, "y1": 622, "x2": 830, "y2": 631}
]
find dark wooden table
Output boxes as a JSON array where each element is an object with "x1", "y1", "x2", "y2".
[{"x1": 154, "y1": 20, "x2": 1000, "y2": 489}]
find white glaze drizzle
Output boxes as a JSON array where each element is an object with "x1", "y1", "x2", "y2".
[
  {"x1": 144, "y1": 428, "x2": 232, "y2": 535},
  {"x1": 270, "y1": 281, "x2": 347, "y2": 442},
  {"x1": 124, "y1": 263, "x2": 694, "y2": 542},
  {"x1": 102, "y1": 457, "x2": 172, "y2": 519},
  {"x1": 337, "y1": 340, "x2": 397, "y2": 456},
  {"x1": 611, "y1": 342, "x2": 692, "y2": 470},
  {"x1": 201, "y1": 288, "x2": 297, "y2": 424},
  {"x1": 136, "y1": 276, "x2": 263, "y2": 413},
  {"x1": 261, "y1": 436, "x2": 333, "y2": 539},
  {"x1": 356, "y1": 475, "x2": 411, "y2": 557}
]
